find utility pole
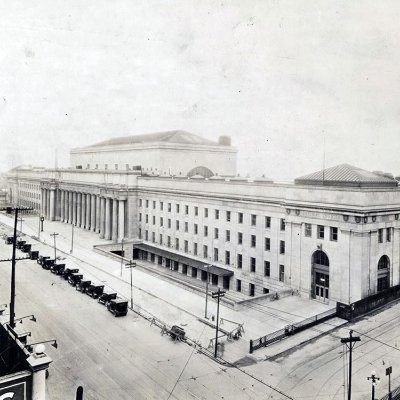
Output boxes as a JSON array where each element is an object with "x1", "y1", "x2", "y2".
[
  {"x1": 70, "y1": 224, "x2": 74, "y2": 254},
  {"x1": 125, "y1": 260, "x2": 136, "y2": 309},
  {"x1": 341, "y1": 330, "x2": 361, "y2": 400},
  {"x1": 204, "y1": 265, "x2": 210, "y2": 319},
  {"x1": 50, "y1": 232, "x2": 59, "y2": 261},
  {"x1": 386, "y1": 366, "x2": 393, "y2": 400},
  {"x1": 10, "y1": 208, "x2": 18, "y2": 328},
  {"x1": 367, "y1": 371, "x2": 380, "y2": 400},
  {"x1": 211, "y1": 288, "x2": 225, "y2": 358},
  {"x1": 120, "y1": 238, "x2": 124, "y2": 277}
]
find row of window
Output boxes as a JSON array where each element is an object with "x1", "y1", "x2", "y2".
[
  {"x1": 139, "y1": 200, "x2": 284, "y2": 229},
  {"x1": 19, "y1": 191, "x2": 40, "y2": 200},
  {"x1": 378, "y1": 228, "x2": 392, "y2": 243},
  {"x1": 236, "y1": 281, "x2": 271, "y2": 296},
  {"x1": 305, "y1": 224, "x2": 338, "y2": 241},
  {"x1": 19, "y1": 182, "x2": 40, "y2": 190}
]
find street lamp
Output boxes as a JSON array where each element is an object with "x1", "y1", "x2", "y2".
[
  {"x1": 367, "y1": 370, "x2": 380, "y2": 400},
  {"x1": 40, "y1": 216, "x2": 44, "y2": 232}
]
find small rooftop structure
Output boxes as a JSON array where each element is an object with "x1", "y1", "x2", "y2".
[{"x1": 295, "y1": 164, "x2": 398, "y2": 188}]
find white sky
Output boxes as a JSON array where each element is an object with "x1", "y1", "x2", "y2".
[{"x1": 1, "y1": 0, "x2": 399, "y2": 181}]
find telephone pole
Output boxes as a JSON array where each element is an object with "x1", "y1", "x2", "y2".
[
  {"x1": 125, "y1": 260, "x2": 136, "y2": 309},
  {"x1": 367, "y1": 371, "x2": 380, "y2": 400},
  {"x1": 341, "y1": 330, "x2": 361, "y2": 400},
  {"x1": 211, "y1": 288, "x2": 225, "y2": 358}
]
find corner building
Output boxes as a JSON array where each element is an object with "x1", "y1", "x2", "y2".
[{"x1": 6, "y1": 132, "x2": 400, "y2": 306}]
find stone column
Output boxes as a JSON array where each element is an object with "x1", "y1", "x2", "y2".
[
  {"x1": 77, "y1": 193, "x2": 82, "y2": 227},
  {"x1": 82, "y1": 193, "x2": 87, "y2": 228},
  {"x1": 91, "y1": 194, "x2": 96, "y2": 231},
  {"x1": 105, "y1": 198, "x2": 111, "y2": 240},
  {"x1": 95, "y1": 195, "x2": 101, "y2": 233},
  {"x1": 118, "y1": 199, "x2": 125, "y2": 242},
  {"x1": 41, "y1": 188, "x2": 46, "y2": 217},
  {"x1": 99, "y1": 197, "x2": 105, "y2": 238},
  {"x1": 112, "y1": 199, "x2": 118, "y2": 242},
  {"x1": 69, "y1": 192, "x2": 73, "y2": 224},
  {"x1": 46, "y1": 190, "x2": 51, "y2": 219},
  {"x1": 72, "y1": 192, "x2": 77, "y2": 225},
  {"x1": 49, "y1": 189, "x2": 55, "y2": 221},
  {"x1": 60, "y1": 190, "x2": 65, "y2": 221},
  {"x1": 86, "y1": 194, "x2": 91, "y2": 229}
]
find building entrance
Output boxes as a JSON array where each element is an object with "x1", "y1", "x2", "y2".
[{"x1": 311, "y1": 250, "x2": 330, "y2": 303}]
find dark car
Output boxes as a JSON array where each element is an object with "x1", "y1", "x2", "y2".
[
  {"x1": 42, "y1": 259, "x2": 55, "y2": 270},
  {"x1": 5, "y1": 236, "x2": 14, "y2": 245},
  {"x1": 62, "y1": 268, "x2": 79, "y2": 280},
  {"x1": 38, "y1": 255, "x2": 50, "y2": 266},
  {"x1": 76, "y1": 280, "x2": 91, "y2": 293},
  {"x1": 68, "y1": 273, "x2": 83, "y2": 286},
  {"x1": 29, "y1": 250, "x2": 39, "y2": 260},
  {"x1": 170, "y1": 325, "x2": 186, "y2": 341},
  {"x1": 97, "y1": 292, "x2": 117, "y2": 305},
  {"x1": 21, "y1": 244, "x2": 32, "y2": 253},
  {"x1": 86, "y1": 284, "x2": 104, "y2": 299},
  {"x1": 16, "y1": 240, "x2": 26, "y2": 249},
  {"x1": 107, "y1": 298, "x2": 128, "y2": 317},
  {"x1": 50, "y1": 263, "x2": 65, "y2": 275}
]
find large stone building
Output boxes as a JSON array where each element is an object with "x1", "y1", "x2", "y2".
[{"x1": 6, "y1": 131, "x2": 400, "y2": 306}]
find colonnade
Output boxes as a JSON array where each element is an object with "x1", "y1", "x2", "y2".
[{"x1": 41, "y1": 188, "x2": 125, "y2": 242}]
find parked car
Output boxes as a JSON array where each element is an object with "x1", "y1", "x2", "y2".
[
  {"x1": 4, "y1": 236, "x2": 14, "y2": 245},
  {"x1": 76, "y1": 280, "x2": 91, "y2": 293},
  {"x1": 68, "y1": 273, "x2": 83, "y2": 286},
  {"x1": 170, "y1": 325, "x2": 186, "y2": 341},
  {"x1": 37, "y1": 255, "x2": 50, "y2": 266},
  {"x1": 107, "y1": 299, "x2": 128, "y2": 317},
  {"x1": 29, "y1": 250, "x2": 39, "y2": 260},
  {"x1": 98, "y1": 292, "x2": 117, "y2": 305},
  {"x1": 50, "y1": 263, "x2": 65, "y2": 275},
  {"x1": 16, "y1": 240, "x2": 26, "y2": 249},
  {"x1": 62, "y1": 268, "x2": 79, "y2": 280},
  {"x1": 86, "y1": 284, "x2": 105, "y2": 299},
  {"x1": 42, "y1": 259, "x2": 55, "y2": 270},
  {"x1": 21, "y1": 244, "x2": 32, "y2": 253}
]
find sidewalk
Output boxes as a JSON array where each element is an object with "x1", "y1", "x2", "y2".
[{"x1": 0, "y1": 213, "x2": 344, "y2": 363}]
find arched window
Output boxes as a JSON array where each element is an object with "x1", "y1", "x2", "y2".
[
  {"x1": 378, "y1": 255, "x2": 390, "y2": 270},
  {"x1": 312, "y1": 250, "x2": 329, "y2": 266},
  {"x1": 187, "y1": 166, "x2": 214, "y2": 178}
]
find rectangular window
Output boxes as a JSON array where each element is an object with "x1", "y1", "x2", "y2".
[
  {"x1": 152, "y1": 216, "x2": 156, "y2": 225},
  {"x1": 330, "y1": 227, "x2": 338, "y2": 241},
  {"x1": 204, "y1": 226, "x2": 208, "y2": 236},
  {"x1": 153, "y1": 201, "x2": 156, "y2": 209},
  {"x1": 251, "y1": 214, "x2": 257, "y2": 226},
  {"x1": 115, "y1": 163, "x2": 118, "y2": 170},
  {"x1": 214, "y1": 248, "x2": 219, "y2": 262},
  {"x1": 185, "y1": 205, "x2": 189, "y2": 214},
  {"x1": 226, "y1": 211, "x2": 231, "y2": 222},
  {"x1": 237, "y1": 254, "x2": 242, "y2": 269},
  {"x1": 378, "y1": 228, "x2": 383, "y2": 243},
  {"x1": 175, "y1": 238, "x2": 179, "y2": 249},
  {"x1": 139, "y1": 213, "x2": 142, "y2": 222},
  {"x1": 236, "y1": 279, "x2": 242, "y2": 292},
  {"x1": 184, "y1": 240, "x2": 188, "y2": 253},
  {"x1": 317, "y1": 225, "x2": 324, "y2": 239},
  {"x1": 265, "y1": 237, "x2": 270, "y2": 251},
  {"x1": 204, "y1": 208, "x2": 208, "y2": 218},
  {"x1": 203, "y1": 245, "x2": 208, "y2": 258},
  {"x1": 145, "y1": 214, "x2": 149, "y2": 223},
  {"x1": 160, "y1": 201, "x2": 164, "y2": 211},
  {"x1": 139, "y1": 199, "x2": 143, "y2": 207},
  {"x1": 251, "y1": 235, "x2": 256, "y2": 247},
  {"x1": 280, "y1": 240, "x2": 285, "y2": 254},
  {"x1": 238, "y1": 232, "x2": 243, "y2": 245},
  {"x1": 168, "y1": 203, "x2": 171, "y2": 212},
  {"x1": 145, "y1": 230, "x2": 148, "y2": 240},
  {"x1": 263, "y1": 288, "x2": 270, "y2": 294},
  {"x1": 225, "y1": 251, "x2": 230, "y2": 265},
  {"x1": 194, "y1": 206, "x2": 198, "y2": 216},
  {"x1": 194, "y1": 224, "x2": 198, "y2": 235},
  {"x1": 279, "y1": 265, "x2": 285, "y2": 282},
  {"x1": 159, "y1": 234, "x2": 163, "y2": 245},
  {"x1": 265, "y1": 216, "x2": 271, "y2": 228},
  {"x1": 387, "y1": 228, "x2": 392, "y2": 242},
  {"x1": 305, "y1": 223, "x2": 312, "y2": 237},
  {"x1": 139, "y1": 228, "x2": 142, "y2": 239},
  {"x1": 249, "y1": 283, "x2": 255, "y2": 297},
  {"x1": 167, "y1": 236, "x2": 171, "y2": 247},
  {"x1": 176, "y1": 204, "x2": 180, "y2": 213},
  {"x1": 160, "y1": 217, "x2": 163, "y2": 227},
  {"x1": 238, "y1": 212, "x2": 243, "y2": 224},
  {"x1": 264, "y1": 261, "x2": 270, "y2": 277},
  {"x1": 214, "y1": 228, "x2": 219, "y2": 239},
  {"x1": 194, "y1": 243, "x2": 198, "y2": 256},
  {"x1": 184, "y1": 222, "x2": 188, "y2": 232},
  {"x1": 176, "y1": 220, "x2": 180, "y2": 230},
  {"x1": 152, "y1": 232, "x2": 155, "y2": 243},
  {"x1": 226, "y1": 230, "x2": 230, "y2": 242},
  {"x1": 250, "y1": 257, "x2": 256, "y2": 272},
  {"x1": 280, "y1": 219, "x2": 286, "y2": 231},
  {"x1": 168, "y1": 219, "x2": 171, "y2": 229},
  {"x1": 215, "y1": 209, "x2": 219, "y2": 219},
  {"x1": 146, "y1": 200, "x2": 149, "y2": 208}
]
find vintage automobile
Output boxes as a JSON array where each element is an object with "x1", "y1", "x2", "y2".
[
  {"x1": 16, "y1": 240, "x2": 26, "y2": 249},
  {"x1": 86, "y1": 284, "x2": 105, "y2": 299},
  {"x1": 4, "y1": 236, "x2": 14, "y2": 245},
  {"x1": 170, "y1": 325, "x2": 186, "y2": 341},
  {"x1": 42, "y1": 259, "x2": 55, "y2": 270},
  {"x1": 97, "y1": 292, "x2": 117, "y2": 305},
  {"x1": 62, "y1": 268, "x2": 79, "y2": 280},
  {"x1": 76, "y1": 280, "x2": 91, "y2": 293},
  {"x1": 37, "y1": 255, "x2": 50, "y2": 265},
  {"x1": 21, "y1": 243, "x2": 32, "y2": 253},
  {"x1": 29, "y1": 250, "x2": 39, "y2": 260},
  {"x1": 50, "y1": 263, "x2": 65, "y2": 275},
  {"x1": 68, "y1": 273, "x2": 83, "y2": 286},
  {"x1": 107, "y1": 298, "x2": 128, "y2": 317}
]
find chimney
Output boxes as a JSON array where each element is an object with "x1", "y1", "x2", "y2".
[{"x1": 218, "y1": 136, "x2": 231, "y2": 146}]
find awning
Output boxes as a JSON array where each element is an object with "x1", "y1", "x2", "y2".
[{"x1": 134, "y1": 243, "x2": 233, "y2": 277}]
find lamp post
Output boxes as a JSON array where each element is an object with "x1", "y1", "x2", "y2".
[
  {"x1": 367, "y1": 371, "x2": 380, "y2": 400},
  {"x1": 70, "y1": 224, "x2": 74, "y2": 254},
  {"x1": 120, "y1": 238, "x2": 124, "y2": 277},
  {"x1": 40, "y1": 216, "x2": 44, "y2": 232},
  {"x1": 125, "y1": 260, "x2": 136, "y2": 309}
]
